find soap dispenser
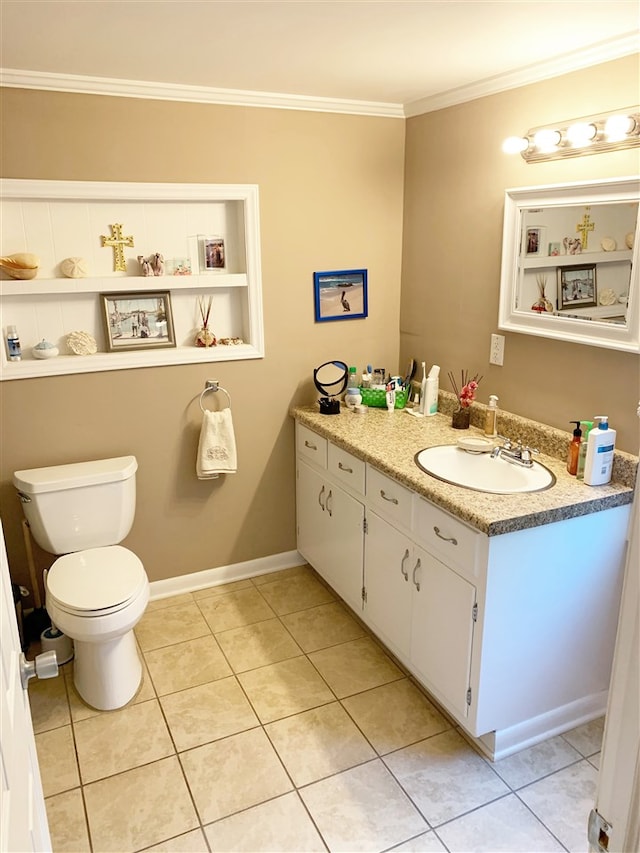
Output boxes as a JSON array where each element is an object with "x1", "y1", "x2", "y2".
[
  {"x1": 484, "y1": 395, "x2": 499, "y2": 437},
  {"x1": 566, "y1": 421, "x2": 582, "y2": 476},
  {"x1": 583, "y1": 416, "x2": 617, "y2": 486}
]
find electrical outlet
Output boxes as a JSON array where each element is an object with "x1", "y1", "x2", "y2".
[{"x1": 490, "y1": 333, "x2": 505, "y2": 366}]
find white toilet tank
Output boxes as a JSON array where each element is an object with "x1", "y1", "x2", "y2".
[{"x1": 13, "y1": 456, "x2": 138, "y2": 555}]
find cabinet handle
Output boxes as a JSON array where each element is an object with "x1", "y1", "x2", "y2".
[
  {"x1": 380, "y1": 490, "x2": 399, "y2": 505},
  {"x1": 400, "y1": 549, "x2": 410, "y2": 581},
  {"x1": 305, "y1": 440, "x2": 318, "y2": 451},
  {"x1": 326, "y1": 489, "x2": 333, "y2": 517},
  {"x1": 412, "y1": 558, "x2": 421, "y2": 591},
  {"x1": 434, "y1": 526, "x2": 457, "y2": 546},
  {"x1": 318, "y1": 485, "x2": 325, "y2": 511},
  {"x1": 338, "y1": 462, "x2": 353, "y2": 474}
]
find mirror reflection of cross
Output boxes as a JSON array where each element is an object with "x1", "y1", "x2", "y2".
[
  {"x1": 576, "y1": 208, "x2": 595, "y2": 250},
  {"x1": 101, "y1": 223, "x2": 134, "y2": 271}
]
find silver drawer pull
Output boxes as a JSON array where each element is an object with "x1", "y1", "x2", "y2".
[
  {"x1": 412, "y1": 558, "x2": 421, "y2": 591},
  {"x1": 305, "y1": 440, "x2": 318, "y2": 451},
  {"x1": 434, "y1": 526, "x2": 458, "y2": 545},
  {"x1": 338, "y1": 462, "x2": 353, "y2": 474},
  {"x1": 318, "y1": 485, "x2": 325, "y2": 510},
  {"x1": 400, "y1": 549, "x2": 409, "y2": 581},
  {"x1": 326, "y1": 489, "x2": 333, "y2": 517},
  {"x1": 380, "y1": 490, "x2": 399, "y2": 505}
]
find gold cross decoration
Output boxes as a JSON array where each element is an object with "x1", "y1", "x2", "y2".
[
  {"x1": 101, "y1": 223, "x2": 134, "y2": 272},
  {"x1": 576, "y1": 207, "x2": 595, "y2": 251}
]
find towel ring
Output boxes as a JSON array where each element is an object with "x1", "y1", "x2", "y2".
[{"x1": 199, "y1": 379, "x2": 231, "y2": 412}]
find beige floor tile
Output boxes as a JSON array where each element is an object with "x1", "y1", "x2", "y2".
[
  {"x1": 83, "y1": 756, "x2": 198, "y2": 853},
  {"x1": 204, "y1": 791, "x2": 326, "y2": 852},
  {"x1": 266, "y1": 701, "x2": 376, "y2": 786},
  {"x1": 145, "y1": 593, "x2": 195, "y2": 612},
  {"x1": 35, "y1": 725, "x2": 80, "y2": 797},
  {"x1": 308, "y1": 637, "x2": 403, "y2": 698},
  {"x1": 300, "y1": 759, "x2": 427, "y2": 852},
  {"x1": 215, "y1": 618, "x2": 302, "y2": 672},
  {"x1": 518, "y1": 759, "x2": 598, "y2": 853},
  {"x1": 391, "y1": 832, "x2": 448, "y2": 851},
  {"x1": 142, "y1": 828, "x2": 210, "y2": 852},
  {"x1": 257, "y1": 572, "x2": 335, "y2": 615},
  {"x1": 588, "y1": 751, "x2": 601, "y2": 770},
  {"x1": 251, "y1": 565, "x2": 312, "y2": 586},
  {"x1": 492, "y1": 734, "x2": 582, "y2": 789},
  {"x1": 343, "y1": 679, "x2": 450, "y2": 754},
  {"x1": 196, "y1": 586, "x2": 276, "y2": 632},
  {"x1": 562, "y1": 717, "x2": 605, "y2": 757},
  {"x1": 45, "y1": 788, "x2": 91, "y2": 853},
  {"x1": 160, "y1": 676, "x2": 259, "y2": 751},
  {"x1": 383, "y1": 729, "x2": 509, "y2": 826},
  {"x1": 144, "y1": 634, "x2": 231, "y2": 695},
  {"x1": 238, "y1": 656, "x2": 334, "y2": 723},
  {"x1": 135, "y1": 602, "x2": 211, "y2": 652},
  {"x1": 436, "y1": 793, "x2": 564, "y2": 852},
  {"x1": 192, "y1": 578, "x2": 254, "y2": 600},
  {"x1": 280, "y1": 601, "x2": 367, "y2": 652},
  {"x1": 180, "y1": 727, "x2": 293, "y2": 824},
  {"x1": 74, "y1": 699, "x2": 174, "y2": 784},
  {"x1": 29, "y1": 672, "x2": 70, "y2": 733}
]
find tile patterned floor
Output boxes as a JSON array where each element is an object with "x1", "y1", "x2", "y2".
[{"x1": 30, "y1": 564, "x2": 604, "y2": 853}]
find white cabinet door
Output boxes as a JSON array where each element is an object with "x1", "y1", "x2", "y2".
[
  {"x1": 363, "y1": 510, "x2": 412, "y2": 659},
  {"x1": 410, "y1": 549, "x2": 477, "y2": 719},
  {"x1": 296, "y1": 459, "x2": 364, "y2": 613}
]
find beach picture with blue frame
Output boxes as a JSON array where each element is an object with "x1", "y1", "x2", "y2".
[{"x1": 313, "y1": 269, "x2": 368, "y2": 322}]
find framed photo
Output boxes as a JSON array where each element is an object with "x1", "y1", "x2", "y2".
[
  {"x1": 557, "y1": 264, "x2": 597, "y2": 310},
  {"x1": 200, "y1": 235, "x2": 226, "y2": 271},
  {"x1": 523, "y1": 225, "x2": 546, "y2": 257},
  {"x1": 313, "y1": 269, "x2": 368, "y2": 322},
  {"x1": 101, "y1": 291, "x2": 175, "y2": 352}
]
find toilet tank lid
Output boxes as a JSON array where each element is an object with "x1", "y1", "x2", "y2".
[{"x1": 13, "y1": 456, "x2": 138, "y2": 494}]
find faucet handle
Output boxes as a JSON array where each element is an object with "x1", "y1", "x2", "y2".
[{"x1": 520, "y1": 446, "x2": 539, "y2": 463}]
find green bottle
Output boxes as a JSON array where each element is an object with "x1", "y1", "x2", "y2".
[{"x1": 576, "y1": 421, "x2": 594, "y2": 480}]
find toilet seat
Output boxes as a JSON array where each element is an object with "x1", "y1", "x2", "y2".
[{"x1": 47, "y1": 545, "x2": 147, "y2": 617}]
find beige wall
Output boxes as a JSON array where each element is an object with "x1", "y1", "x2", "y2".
[
  {"x1": 401, "y1": 54, "x2": 640, "y2": 452},
  {"x1": 0, "y1": 89, "x2": 405, "y2": 589}
]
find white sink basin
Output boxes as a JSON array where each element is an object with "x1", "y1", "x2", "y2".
[{"x1": 415, "y1": 445, "x2": 556, "y2": 494}]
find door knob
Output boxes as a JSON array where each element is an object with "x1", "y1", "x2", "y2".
[{"x1": 19, "y1": 651, "x2": 58, "y2": 689}]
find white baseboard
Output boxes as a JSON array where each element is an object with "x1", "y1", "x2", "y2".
[{"x1": 148, "y1": 550, "x2": 305, "y2": 600}]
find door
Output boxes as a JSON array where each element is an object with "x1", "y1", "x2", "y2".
[
  {"x1": 410, "y1": 548, "x2": 477, "y2": 719},
  {"x1": 0, "y1": 520, "x2": 52, "y2": 852}
]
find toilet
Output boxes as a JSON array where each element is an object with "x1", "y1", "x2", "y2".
[{"x1": 13, "y1": 456, "x2": 149, "y2": 711}]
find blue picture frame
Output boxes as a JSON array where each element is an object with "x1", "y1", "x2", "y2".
[{"x1": 314, "y1": 269, "x2": 368, "y2": 322}]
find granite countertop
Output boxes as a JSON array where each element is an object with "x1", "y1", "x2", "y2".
[{"x1": 291, "y1": 400, "x2": 637, "y2": 536}]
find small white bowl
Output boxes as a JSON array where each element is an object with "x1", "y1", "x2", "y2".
[
  {"x1": 457, "y1": 436, "x2": 495, "y2": 453},
  {"x1": 32, "y1": 341, "x2": 59, "y2": 359}
]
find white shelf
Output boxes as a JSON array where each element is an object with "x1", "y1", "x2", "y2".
[
  {"x1": 520, "y1": 250, "x2": 632, "y2": 269},
  {"x1": 0, "y1": 180, "x2": 264, "y2": 380}
]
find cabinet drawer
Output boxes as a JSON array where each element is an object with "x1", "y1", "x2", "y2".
[
  {"x1": 296, "y1": 423, "x2": 327, "y2": 468},
  {"x1": 414, "y1": 497, "x2": 480, "y2": 577},
  {"x1": 366, "y1": 466, "x2": 412, "y2": 529},
  {"x1": 328, "y1": 444, "x2": 365, "y2": 495}
]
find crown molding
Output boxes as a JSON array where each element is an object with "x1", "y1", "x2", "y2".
[
  {"x1": 0, "y1": 69, "x2": 405, "y2": 118},
  {"x1": 404, "y1": 33, "x2": 640, "y2": 118}
]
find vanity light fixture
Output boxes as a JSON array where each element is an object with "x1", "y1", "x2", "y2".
[{"x1": 503, "y1": 107, "x2": 640, "y2": 163}]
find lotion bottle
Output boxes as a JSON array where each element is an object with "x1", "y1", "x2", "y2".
[
  {"x1": 418, "y1": 362, "x2": 427, "y2": 414},
  {"x1": 566, "y1": 421, "x2": 582, "y2": 476},
  {"x1": 484, "y1": 395, "x2": 499, "y2": 437},
  {"x1": 583, "y1": 416, "x2": 616, "y2": 486},
  {"x1": 424, "y1": 365, "x2": 440, "y2": 416}
]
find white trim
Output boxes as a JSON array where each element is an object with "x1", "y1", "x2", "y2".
[
  {"x1": 0, "y1": 69, "x2": 404, "y2": 118},
  {"x1": 404, "y1": 33, "x2": 639, "y2": 117},
  {"x1": 148, "y1": 550, "x2": 305, "y2": 600}
]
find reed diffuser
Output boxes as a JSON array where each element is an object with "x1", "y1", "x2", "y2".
[{"x1": 195, "y1": 295, "x2": 216, "y2": 347}]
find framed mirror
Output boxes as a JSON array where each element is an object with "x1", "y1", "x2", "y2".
[{"x1": 498, "y1": 176, "x2": 639, "y2": 352}]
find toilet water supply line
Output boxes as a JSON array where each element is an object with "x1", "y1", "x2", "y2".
[{"x1": 42, "y1": 569, "x2": 62, "y2": 638}]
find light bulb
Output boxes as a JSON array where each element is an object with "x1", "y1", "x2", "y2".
[
  {"x1": 533, "y1": 128, "x2": 562, "y2": 152},
  {"x1": 502, "y1": 136, "x2": 529, "y2": 154},
  {"x1": 604, "y1": 114, "x2": 635, "y2": 142},
  {"x1": 566, "y1": 122, "x2": 597, "y2": 147}
]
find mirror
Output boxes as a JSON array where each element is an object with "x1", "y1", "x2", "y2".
[{"x1": 498, "y1": 177, "x2": 639, "y2": 352}]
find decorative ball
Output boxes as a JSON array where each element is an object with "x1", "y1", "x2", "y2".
[
  {"x1": 32, "y1": 339, "x2": 59, "y2": 359},
  {"x1": 60, "y1": 257, "x2": 88, "y2": 278}
]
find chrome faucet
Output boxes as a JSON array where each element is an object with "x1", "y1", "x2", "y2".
[{"x1": 490, "y1": 436, "x2": 539, "y2": 468}]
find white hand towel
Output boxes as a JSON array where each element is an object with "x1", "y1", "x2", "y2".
[{"x1": 196, "y1": 409, "x2": 237, "y2": 479}]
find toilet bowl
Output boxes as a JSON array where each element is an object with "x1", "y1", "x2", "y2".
[{"x1": 13, "y1": 456, "x2": 149, "y2": 711}]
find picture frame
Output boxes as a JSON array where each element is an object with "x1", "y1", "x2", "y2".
[
  {"x1": 200, "y1": 235, "x2": 226, "y2": 271},
  {"x1": 523, "y1": 225, "x2": 546, "y2": 257},
  {"x1": 557, "y1": 264, "x2": 597, "y2": 310},
  {"x1": 313, "y1": 269, "x2": 368, "y2": 322},
  {"x1": 101, "y1": 291, "x2": 175, "y2": 352}
]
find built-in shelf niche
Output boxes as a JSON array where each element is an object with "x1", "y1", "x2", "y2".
[{"x1": 0, "y1": 180, "x2": 264, "y2": 380}]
